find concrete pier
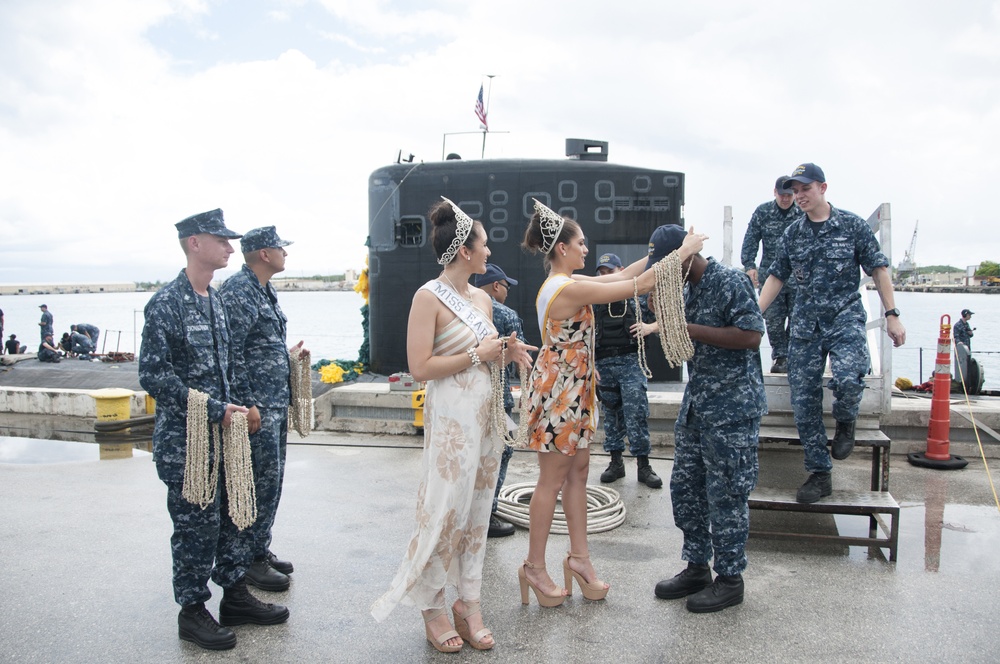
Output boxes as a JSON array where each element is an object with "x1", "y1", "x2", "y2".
[{"x1": 2, "y1": 430, "x2": 999, "y2": 662}]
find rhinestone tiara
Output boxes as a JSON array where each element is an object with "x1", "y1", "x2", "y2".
[
  {"x1": 437, "y1": 197, "x2": 475, "y2": 265},
  {"x1": 533, "y1": 198, "x2": 565, "y2": 254}
]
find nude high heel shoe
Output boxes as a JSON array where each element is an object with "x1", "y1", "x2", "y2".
[
  {"x1": 452, "y1": 600, "x2": 494, "y2": 651},
  {"x1": 563, "y1": 552, "x2": 610, "y2": 601},
  {"x1": 422, "y1": 607, "x2": 463, "y2": 653},
  {"x1": 518, "y1": 560, "x2": 567, "y2": 608}
]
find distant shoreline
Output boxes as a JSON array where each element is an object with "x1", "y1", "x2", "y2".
[
  {"x1": 890, "y1": 284, "x2": 1000, "y2": 294},
  {"x1": 0, "y1": 278, "x2": 358, "y2": 296}
]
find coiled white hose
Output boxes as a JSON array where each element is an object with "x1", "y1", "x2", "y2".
[{"x1": 495, "y1": 482, "x2": 627, "y2": 534}]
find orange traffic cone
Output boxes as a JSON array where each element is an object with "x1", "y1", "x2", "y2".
[{"x1": 908, "y1": 314, "x2": 968, "y2": 470}]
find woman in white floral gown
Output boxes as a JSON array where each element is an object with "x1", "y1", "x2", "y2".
[{"x1": 371, "y1": 199, "x2": 535, "y2": 653}]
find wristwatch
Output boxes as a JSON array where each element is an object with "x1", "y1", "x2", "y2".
[{"x1": 884, "y1": 308, "x2": 900, "y2": 317}]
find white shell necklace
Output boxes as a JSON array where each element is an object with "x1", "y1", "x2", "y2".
[{"x1": 440, "y1": 273, "x2": 473, "y2": 302}]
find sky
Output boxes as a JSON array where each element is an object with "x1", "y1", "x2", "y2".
[{"x1": 1, "y1": 0, "x2": 998, "y2": 284}]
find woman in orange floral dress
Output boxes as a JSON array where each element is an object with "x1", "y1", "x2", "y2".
[
  {"x1": 518, "y1": 200, "x2": 705, "y2": 605},
  {"x1": 372, "y1": 199, "x2": 535, "y2": 652}
]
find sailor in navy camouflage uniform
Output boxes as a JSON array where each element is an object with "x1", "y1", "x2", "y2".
[
  {"x1": 592, "y1": 252, "x2": 663, "y2": 489},
  {"x1": 75, "y1": 323, "x2": 100, "y2": 351},
  {"x1": 759, "y1": 163, "x2": 906, "y2": 504},
  {"x1": 139, "y1": 209, "x2": 288, "y2": 651},
  {"x1": 69, "y1": 328, "x2": 95, "y2": 357},
  {"x1": 38, "y1": 304, "x2": 53, "y2": 341},
  {"x1": 474, "y1": 263, "x2": 524, "y2": 538},
  {"x1": 953, "y1": 309, "x2": 974, "y2": 384},
  {"x1": 648, "y1": 225, "x2": 767, "y2": 614},
  {"x1": 741, "y1": 176, "x2": 801, "y2": 373},
  {"x1": 221, "y1": 226, "x2": 303, "y2": 588}
]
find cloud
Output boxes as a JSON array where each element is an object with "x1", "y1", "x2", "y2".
[{"x1": 1, "y1": 0, "x2": 999, "y2": 285}]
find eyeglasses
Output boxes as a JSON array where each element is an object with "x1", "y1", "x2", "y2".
[{"x1": 497, "y1": 282, "x2": 510, "y2": 290}]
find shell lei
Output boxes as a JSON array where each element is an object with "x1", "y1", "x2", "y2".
[
  {"x1": 289, "y1": 349, "x2": 313, "y2": 437},
  {"x1": 490, "y1": 337, "x2": 532, "y2": 449},
  {"x1": 182, "y1": 388, "x2": 257, "y2": 531},
  {"x1": 648, "y1": 251, "x2": 695, "y2": 369}
]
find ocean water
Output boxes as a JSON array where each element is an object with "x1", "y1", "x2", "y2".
[
  {"x1": 0, "y1": 290, "x2": 366, "y2": 363},
  {"x1": 1, "y1": 288, "x2": 996, "y2": 387}
]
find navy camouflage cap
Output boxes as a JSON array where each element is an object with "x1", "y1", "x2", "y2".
[
  {"x1": 646, "y1": 224, "x2": 688, "y2": 270},
  {"x1": 473, "y1": 263, "x2": 518, "y2": 288},
  {"x1": 775, "y1": 176, "x2": 793, "y2": 194},
  {"x1": 241, "y1": 226, "x2": 293, "y2": 253},
  {"x1": 785, "y1": 163, "x2": 826, "y2": 186},
  {"x1": 595, "y1": 253, "x2": 624, "y2": 273},
  {"x1": 175, "y1": 208, "x2": 242, "y2": 239}
]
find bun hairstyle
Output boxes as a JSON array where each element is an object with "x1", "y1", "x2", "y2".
[
  {"x1": 521, "y1": 210, "x2": 581, "y2": 257},
  {"x1": 429, "y1": 199, "x2": 480, "y2": 263}
]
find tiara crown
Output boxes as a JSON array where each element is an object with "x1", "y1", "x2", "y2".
[
  {"x1": 437, "y1": 197, "x2": 475, "y2": 265},
  {"x1": 533, "y1": 198, "x2": 565, "y2": 254}
]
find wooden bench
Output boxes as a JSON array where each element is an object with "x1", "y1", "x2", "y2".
[{"x1": 749, "y1": 423, "x2": 900, "y2": 561}]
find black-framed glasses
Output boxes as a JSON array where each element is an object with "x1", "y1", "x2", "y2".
[{"x1": 498, "y1": 281, "x2": 510, "y2": 290}]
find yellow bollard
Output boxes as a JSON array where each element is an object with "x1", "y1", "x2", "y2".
[
  {"x1": 91, "y1": 388, "x2": 136, "y2": 459},
  {"x1": 412, "y1": 389, "x2": 425, "y2": 428}
]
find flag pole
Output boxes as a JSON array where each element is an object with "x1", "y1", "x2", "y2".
[{"x1": 481, "y1": 74, "x2": 496, "y2": 158}]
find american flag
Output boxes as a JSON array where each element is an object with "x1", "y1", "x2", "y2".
[{"x1": 474, "y1": 85, "x2": 488, "y2": 130}]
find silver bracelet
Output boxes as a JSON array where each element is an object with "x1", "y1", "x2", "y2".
[{"x1": 466, "y1": 346, "x2": 481, "y2": 367}]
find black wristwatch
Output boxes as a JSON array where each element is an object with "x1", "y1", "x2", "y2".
[{"x1": 884, "y1": 308, "x2": 900, "y2": 317}]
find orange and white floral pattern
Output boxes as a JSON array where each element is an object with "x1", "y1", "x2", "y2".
[{"x1": 526, "y1": 277, "x2": 597, "y2": 456}]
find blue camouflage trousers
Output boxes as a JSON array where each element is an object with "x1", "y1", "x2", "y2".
[
  {"x1": 492, "y1": 441, "x2": 513, "y2": 513},
  {"x1": 596, "y1": 353, "x2": 651, "y2": 457},
  {"x1": 763, "y1": 285, "x2": 795, "y2": 360},
  {"x1": 242, "y1": 406, "x2": 288, "y2": 560},
  {"x1": 788, "y1": 323, "x2": 869, "y2": 474},
  {"x1": 164, "y1": 476, "x2": 249, "y2": 606},
  {"x1": 671, "y1": 417, "x2": 759, "y2": 576}
]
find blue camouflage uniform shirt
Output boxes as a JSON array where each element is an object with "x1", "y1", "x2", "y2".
[
  {"x1": 491, "y1": 298, "x2": 525, "y2": 412},
  {"x1": 220, "y1": 264, "x2": 291, "y2": 409},
  {"x1": 39, "y1": 310, "x2": 53, "y2": 338},
  {"x1": 680, "y1": 258, "x2": 768, "y2": 427},
  {"x1": 741, "y1": 199, "x2": 801, "y2": 285},
  {"x1": 139, "y1": 270, "x2": 234, "y2": 481},
  {"x1": 769, "y1": 204, "x2": 889, "y2": 341},
  {"x1": 953, "y1": 318, "x2": 973, "y2": 346}
]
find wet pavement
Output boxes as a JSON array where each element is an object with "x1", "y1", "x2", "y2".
[{"x1": 2, "y1": 430, "x2": 999, "y2": 663}]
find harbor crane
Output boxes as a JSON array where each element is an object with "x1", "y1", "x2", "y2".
[{"x1": 896, "y1": 220, "x2": 918, "y2": 283}]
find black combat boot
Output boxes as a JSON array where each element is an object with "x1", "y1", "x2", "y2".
[
  {"x1": 178, "y1": 602, "x2": 237, "y2": 650},
  {"x1": 488, "y1": 512, "x2": 515, "y2": 538},
  {"x1": 245, "y1": 558, "x2": 290, "y2": 591},
  {"x1": 686, "y1": 573, "x2": 744, "y2": 613},
  {"x1": 770, "y1": 357, "x2": 788, "y2": 373},
  {"x1": 636, "y1": 456, "x2": 663, "y2": 488},
  {"x1": 796, "y1": 472, "x2": 833, "y2": 504},
  {"x1": 831, "y1": 420, "x2": 856, "y2": 460},
  {"x1": 654, "y1": 562, "x2": 713, "y2": 600},
  {"x1": 601, "y1": 450, "x2": 625, "y2": 483},
  {"x1": 219, "y1": 579, "x2": 290, "y2": 626},
  {"x1": 266, "y1": 550, "x2": 294, "y2": 575}
]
